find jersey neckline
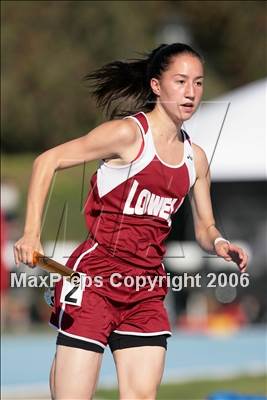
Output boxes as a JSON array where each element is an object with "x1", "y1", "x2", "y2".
[{"x1": 140, "y1": 112, "x2": 186, "y2": 169}]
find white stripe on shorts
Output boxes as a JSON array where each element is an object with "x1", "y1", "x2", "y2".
[
  {"x1": 113, "y1": 330, "x2": 172, "y2": 336},
  {"x1": 58, "y1": 329, "x2": 106, "y2": 349},
  {"x1": 58, "y1": 241, "x2": 99, "y2": 330}
]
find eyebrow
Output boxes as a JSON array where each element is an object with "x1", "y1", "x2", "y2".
[{"x1": 174, "y1": 73, "x2": 204, "y2": 79}]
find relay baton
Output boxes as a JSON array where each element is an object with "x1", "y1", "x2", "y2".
[{"x1": 32, "y1": 251, "x2": 80, "y2": 282}]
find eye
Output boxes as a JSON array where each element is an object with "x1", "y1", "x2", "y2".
[
  {"x1": 176, "y1": 80, "x2": 185, "y2": 85},
  {"x1": 195, "y1": 81, "x2": 203, "y2": 87}
]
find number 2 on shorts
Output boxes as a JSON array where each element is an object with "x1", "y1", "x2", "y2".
[{"x1": 60, "y1": 274, "x2": 85, "y2": 306}]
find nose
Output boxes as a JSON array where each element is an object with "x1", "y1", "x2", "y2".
[{"x1": 185, "y1": 82, "x2": 195, "y2": 100}]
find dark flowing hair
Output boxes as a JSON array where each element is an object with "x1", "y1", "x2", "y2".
[{"x1": 83, "y1": 43, "x2": 204, "y2": 119}]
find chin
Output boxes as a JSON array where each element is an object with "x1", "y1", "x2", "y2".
[
  {"x1": 173, "y1": 108, "x2": 195, "y2": 122},
  {"x1": 182, "y1": 114, "x2": 193, "y2": 121},
  {"x1": 176, "y1": 112, "x2": 193, "y2": 122}
]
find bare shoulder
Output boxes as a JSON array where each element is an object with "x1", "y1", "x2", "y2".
[
  {"x1": 89, "y1": 117, "x2": 139, "y2": 147},
  {"x1": 192, "y1": 143, "x2": 209, "y2": 178},
  {"x1": 192, "y1": 143, "x2": 207, "y2": 161}
]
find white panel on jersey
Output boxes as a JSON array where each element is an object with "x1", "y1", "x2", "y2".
[
  {"x1": 97, "y1": 113, "x2": 196, "y2": 197},
  {"x1": 97, "y1": 122, "x2": 155, "y2": 198},
  {"x1": 184, "y1": 139, "x2": 196, "y2": 188}
]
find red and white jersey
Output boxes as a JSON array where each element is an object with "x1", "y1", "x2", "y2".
[{"x1": 84, "y1": 112, "x2": 196, "y2": 268}]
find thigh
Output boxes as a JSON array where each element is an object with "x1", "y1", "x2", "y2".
[
  {"x1": 54, "y1": 345, "x2": 103, "y2": 400},
  {"x1": 113, "y1": 346, "x2": 166, "y2": 400}
]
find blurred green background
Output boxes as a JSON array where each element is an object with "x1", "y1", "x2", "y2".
[
  {"x1": 2, "y1": 1, "x2": 266, "y2": 152},
  {"x1": 95, "y1": 375, "x2": 267, "y2": 399}
]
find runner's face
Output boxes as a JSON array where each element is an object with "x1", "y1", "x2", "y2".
[{"x1": 152, "y1": 54, "x2": 204, "y2": 122}]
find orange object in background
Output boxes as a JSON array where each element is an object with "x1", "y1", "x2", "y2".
[{"x1": 176, "y1": 298, "x2": 248, "y2": 335}]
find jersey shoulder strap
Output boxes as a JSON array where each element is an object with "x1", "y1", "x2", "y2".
[{"x1": 124, "y1": 112, "x2": 149, "y2": 135}]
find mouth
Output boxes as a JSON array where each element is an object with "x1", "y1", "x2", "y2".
[{"x1": 180, "y1": 103, "x2": 194, "y2": 113}]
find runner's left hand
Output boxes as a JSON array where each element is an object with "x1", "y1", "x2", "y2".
[{"x1": 215, "y1": 241, "x2": 248, "y2": 273}]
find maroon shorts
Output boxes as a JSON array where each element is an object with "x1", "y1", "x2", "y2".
[{"x1": 50, "y1": 238, "x2": 171, "y2": 352}]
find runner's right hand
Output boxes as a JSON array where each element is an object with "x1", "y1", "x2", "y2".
[{"x1": 13, "y1": 234, "x2": 44, "y2": 268}]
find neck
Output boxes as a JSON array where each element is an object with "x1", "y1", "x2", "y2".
[{"x1": 146, "y1": 105, "x2": 183, "y2": 143}]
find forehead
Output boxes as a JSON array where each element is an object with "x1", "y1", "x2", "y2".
[{"x1": 165, "y1": 54, "x2": 204, "y2": 76}]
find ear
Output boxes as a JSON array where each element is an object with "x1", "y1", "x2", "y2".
[{"x1": 150, "y1": 78, "x2": 161, "y2": 96}]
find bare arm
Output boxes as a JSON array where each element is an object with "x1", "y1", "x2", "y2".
[
  {"x1": 14, "y1": 119, "x2": 139, "y2": 266},
  {"x1": 189, "y1": 144, "x2": 248, "y2": 272}
]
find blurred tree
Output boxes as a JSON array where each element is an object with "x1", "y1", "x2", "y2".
[
  {"x1": 169, "y1": 1, "x2": 266, "y2": 88},
  {"x1": 1, "y1": 1, "x2": 266, "y2": 152}
]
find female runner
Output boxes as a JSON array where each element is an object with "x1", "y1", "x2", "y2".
[{"x1": 14, "y1": 43, "x2": 248, "y2": 400}]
